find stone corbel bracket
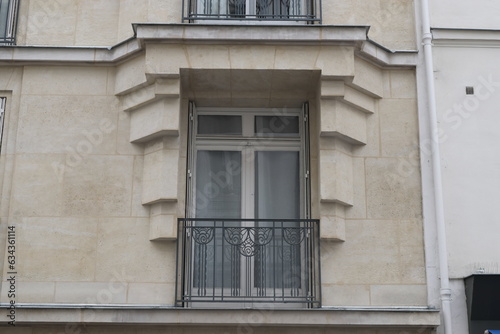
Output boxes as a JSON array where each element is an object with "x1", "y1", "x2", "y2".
[
  {"x1": 119, "y1": 75, "x2": 181, "y2": 241},
  {"x1": 319, "y1": 58, "x2": 382, "y2": 241}
]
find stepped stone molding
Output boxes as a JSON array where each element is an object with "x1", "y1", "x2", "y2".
[
  {"x1": 320, "y1": 99, "x2": 368, "y2": 145},
  {"x1": 149, "y1": 202, "x2": 178, "y2": 240},
  {"x1": 109, "y1": 27, "x2": 409, "y2": 243},
  {"x1": 129, "y1": 97, "x2": 180, "y2": 143},
  {"x1": 318, "y1": 59, "x2": 383, "y2": 241},
  {"x1": 118, "y1": 74, "x2": 182, "y2": 240}
]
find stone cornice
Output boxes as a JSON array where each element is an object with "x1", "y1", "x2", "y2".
[
  {"x1": 1, "y1": 304, "x2": 440, "y2": 328},
  {"x1": 0, "y1": 24, "x2": 417, "y2": 67}
]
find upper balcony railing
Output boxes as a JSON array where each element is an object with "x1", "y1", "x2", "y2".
[
  {"x1": 175, "y1": 218, "x2": 321, "y2": 307},
  {"x1": 182, "y1": 0, "x2": 322, "y2": 24},
  {"x1": 0, "y1": 0, "x2": 19, "y2": 45}
]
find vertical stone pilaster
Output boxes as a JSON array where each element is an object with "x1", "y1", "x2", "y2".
[
  {"x1": 119, "y1": 75, "x2": 182, "y2": 242},
  {"x1": 318, "y1": 77, "x2": 379, "y2": 241}
]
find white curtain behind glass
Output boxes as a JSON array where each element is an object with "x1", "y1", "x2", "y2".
[
  {"x1": 255, "y1": 151, "x2": 300, "y2": 219},
  {"x1": 194, "y1": 150, "x2": 241, "y2": 289},
  {"x1": 257, "y1": 0, "x2": 303, "y2": 17},
  {"x1": 197, "y1": 0, "x2": 224, "y2": 15},
  {"x1": 195, "y1": 150, "x2": 241, "y2": 219},
  {"x1": 255, "y1": 151, "x2": 300, "y2": 289},
  {"x1": 196, "y1": 0, "x2": 303, "y2": 17}
]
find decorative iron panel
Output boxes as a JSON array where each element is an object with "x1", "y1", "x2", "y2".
[{"x1": 175, "y1": 218, "x2": 321, "y2": 307}]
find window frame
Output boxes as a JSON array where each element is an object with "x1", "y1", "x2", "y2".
[
  {"x1": 0, "y1": 0, "x2": 20, "y2": 45},
  {"x1": 186, "y1": 105, "x2": 310, "y2": 220},
  {"x1": 177, "y1": 102, "x2": 319, "y2": 308}
]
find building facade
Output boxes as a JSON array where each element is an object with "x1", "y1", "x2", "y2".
[{"x1": 0, "y1": 0, "x2": 444, "y2": 333}]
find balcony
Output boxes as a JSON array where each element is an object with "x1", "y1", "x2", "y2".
[
  {"x1": 182, "y1": 0, "x2": 322, "y2": 23},
  {"x1": 0, "y1": 0, "x2": 19, "y2": 45},
  {"x1": 175, "y1": 218, "x2": 321, "y2": 307}
]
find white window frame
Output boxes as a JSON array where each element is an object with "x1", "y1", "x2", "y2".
[
  {"x1": 187, "y1": 105, "x2": 310, "y2": 220},
  {"x1": 182, "y1": 103, "x2": 313, "y2": 307}
]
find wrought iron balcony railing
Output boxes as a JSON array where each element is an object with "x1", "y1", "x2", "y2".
[
  {"x1": 175, "y1": 218, "x2": 321, "y2": 307},
  {"x1": 182, "y1": 0, "x2": 322, "y2": 23},
  {"x1": 0, "y1": 0, "x2": 19, "y2": 45}
]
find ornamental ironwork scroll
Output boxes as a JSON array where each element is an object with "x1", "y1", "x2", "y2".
[{"x1": 224, "y1": 227, "x2": 273, "y2": 257}]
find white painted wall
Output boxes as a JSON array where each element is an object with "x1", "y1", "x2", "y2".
[
  {"x1": 429, "y1": 36, "x2": 500, "y2": 334},
  {"x1": 433, "y1": 44, "x2": 500, "y2": 279},
  {"x1": 430, "y1": 0, "x2": 500, "y2": 29}
]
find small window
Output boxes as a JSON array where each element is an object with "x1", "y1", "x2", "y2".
[
  {"x1": 255, "y1": 115, "x2": 299, "y2": 137},
  {"x1": 0, "y1": 0, "x2": 19, "y2": 45},
  {"x1": 197, "y1": 115, "x2": 242, "y2": 136}
]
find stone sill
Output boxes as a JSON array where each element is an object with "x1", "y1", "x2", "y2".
[
  {"x1": 134, "y1": 23, "x2": 369, "y2": 44},
  {"x1": 0, "y1": 304, "x2": 440, "y2": 328}
]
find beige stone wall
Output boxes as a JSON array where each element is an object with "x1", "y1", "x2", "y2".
[
  {"x1": 15, "y1": 0, "x2": 186, "y2": 46},
  {"x1": 0, "y1": 64, "x2": 178, "y2": 305},
  {"x1": 318, "y1": 67, "x2": 425, "y2": 306},
  {"x1": 15, "y1": 0, "x2": 415, "y2": 50},
  {"x1": 329, "y1": 0, "x2": 417, "y2": 50},
  {"x1": 0, "y1": 37, "x2": 424, "y2": 309},
  {"x1": 18, "y1": 0, "x2": 120, "y2": 46}
]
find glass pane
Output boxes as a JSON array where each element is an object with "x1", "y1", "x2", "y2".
[
  {"x1": 255, "y1": 116, "x2": 299, "y2": 137},
  {"x1": 195, "y1": 150, "x2": 241, "y2": 218},
  {"x1": 0, "y1": 0, "x2": 10, "y2": 38},
  {"x1": 198, "y1": 115, "x2": 242, "y2": 136},
  {"x1": 257, "y1": 0, "x2": 304, "y2": 18},
  {"x1": 255, "y1": 150, "x2": 299, "y2": 219},
  {"x1": 229, "y1": 0, "x2": 246, "y2": 16},
  {"x1": 196, "y1": 0, "x2": 225, "y2": 15},
  {"x1": 195, "y1": 0, "x2": 246, "y2": 17},
  {"x1": 194, "y1": 150, "x2": 241, "y2": 290},
  {"x1": 255, "y1": 151, "x2": 300, "y2": 289}
]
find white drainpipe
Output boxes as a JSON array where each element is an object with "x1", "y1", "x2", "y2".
[{"x1": 419, "y1": 0, "x2": 453, "y2": 333}]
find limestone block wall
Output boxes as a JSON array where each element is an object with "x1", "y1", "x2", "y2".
[
  {"x1": 0, "y1": 64, "x2": 176, "y2": 304},
  {"x1": 0, "y1": 27, "x2": 425, "y2": 308},
  {"x1": 14, "y1": 0, "x2": 416, "y2": 50},
  {"x1": 15, "y1": 0, "x2": 183, "y2": 46},
  {"x1": 318, "y1": 66, "x2": 426, "y2": 306},
  {"x1": 328, "y1": 0, "x2": 417, "y2": 50}
]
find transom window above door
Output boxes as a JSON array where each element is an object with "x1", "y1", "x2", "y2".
[
  {"x1": 183, "y1": 0, "x2": 322, "y2": 23},
  {"x1": 196, "y1": 112, "x2": 300, "y2": 138}
]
